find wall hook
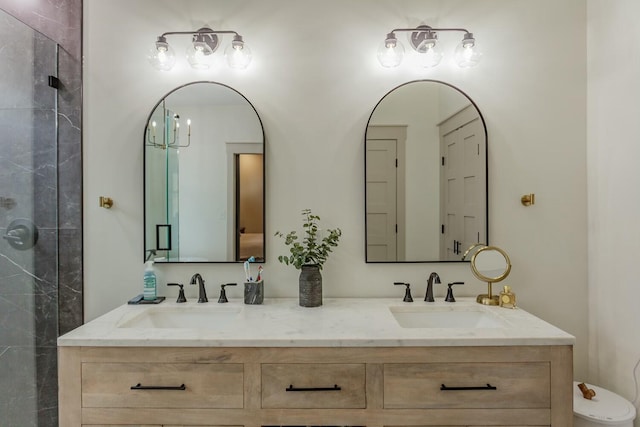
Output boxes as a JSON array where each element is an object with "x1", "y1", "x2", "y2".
[
  {"x1": 99, "y1": 196, "x2": 113, "y2": 209},
  {"x1": 521, "y1": 193, "x2": 535, "y2": 206}
]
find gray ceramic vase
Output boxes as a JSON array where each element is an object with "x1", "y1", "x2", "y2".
[{"x1": 299, "y1": 264, "x2": 322, "y2": 307}]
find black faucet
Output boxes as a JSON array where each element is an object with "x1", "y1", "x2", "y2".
[
  {"x1": 425, "y1": 272, "x2": 441, "y2": 302},
  {"x1": 190, "y1": 273, "x2": 208, "y2": 303}
]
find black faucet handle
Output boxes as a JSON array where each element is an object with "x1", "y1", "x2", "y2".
[
  {"x1": 445, "y1": 282, "x2": 464, "y2": 302},
  {"x1": 394, "y1": 282, "x2": 413, "y2": 302},
  {"x1": 218, "y1": 283, "x2": 238, "y2": 303},
  {"x1": 168, "y1": 283, "x2": 187, "y2": 303}
]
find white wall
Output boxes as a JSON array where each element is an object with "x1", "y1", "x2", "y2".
[
  {"x1": 83, "y1": 0, "x2": 588, "y2": 378},
  {"x1": 587, "y1": 0, "x2": 640, "y2": 417}
]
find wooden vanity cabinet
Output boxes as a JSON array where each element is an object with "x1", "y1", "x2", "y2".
[{"x1": 59, "y1": 345, "x2": 572, "y2": 427}]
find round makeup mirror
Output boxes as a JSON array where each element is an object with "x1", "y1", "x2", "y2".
[{"x1": 470, "y1": 245, "x2": 511, "y2": 305}]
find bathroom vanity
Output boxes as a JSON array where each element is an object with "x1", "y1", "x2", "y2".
[{"x1": 58, "y1": 298, "x2": 574, "y2": 426}]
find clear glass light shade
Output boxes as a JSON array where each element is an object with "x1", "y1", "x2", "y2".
[
  {"x1": 454, "y1": 39, "x2": 482, "y2": 68},
  {"x1": 416, "y1": 44, "x2": 444, "y2": 68},
  {"x1": 225, "y1": 42, "x2": 252, "y2": 69},
  {"x1": 377, "y1": 39, "x2": 404, "y2": 68},
  {"x1": 147, "y1": 42, "x2": 176, "y2": 71},
  {"x1": 186, "y1": 41, "x2": 215, "y2": 69}
]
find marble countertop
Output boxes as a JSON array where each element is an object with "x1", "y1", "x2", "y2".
[{"x1": 57, "y1": 298, "x2": 575, "y2": 347}]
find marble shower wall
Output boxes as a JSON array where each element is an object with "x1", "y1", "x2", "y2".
[{"x1": 0, "y1": 0, "x2": 82, "y2": 425}]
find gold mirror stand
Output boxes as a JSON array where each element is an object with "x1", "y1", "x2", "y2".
[
  {"x1": 469, "y1": 245, "x2": 512, "y2": 306},
  {"x1": 476, "y1": 282, "x2": 499, "y2": 306}
]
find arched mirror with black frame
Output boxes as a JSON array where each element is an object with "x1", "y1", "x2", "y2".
[
  {"x1": 144, "y1": 81, "x2": 265, "y2": 263},
  {"x1": 365, "y1": 80, "x2": 487, "y2": 263}
]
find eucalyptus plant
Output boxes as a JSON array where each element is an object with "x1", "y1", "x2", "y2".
[{"x1": 275, "y1": 209, "x2": 342, "y2": 270}]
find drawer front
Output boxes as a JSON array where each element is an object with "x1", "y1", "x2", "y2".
[
  {"x1": 82, "y1": 363, "x2": 243, "y2": 409},
  {"x1": 262, "y1": 363, "x2": 366, "y2": 408},
  {"x1": 384, "y1": 362, "x2": 550, "y2": 409}
]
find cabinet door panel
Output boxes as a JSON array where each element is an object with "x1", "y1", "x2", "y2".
[
  {"x1": 384, "y1": 362, "x2": 550, "y2": 409},
  {"x1": 262, "y1": 363, "x2": 366, "y2": 408},
  {"x1": 82, "y1": 362, "x2": 244, "y2": 409}
]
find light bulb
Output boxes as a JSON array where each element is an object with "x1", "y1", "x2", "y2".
[
  {"x1": 454, "y1": 33, "x2": 482, "y2": 68},
  {"x1": 414, "y1": 31, "x2": 443, "y2": 68},
  {"x1": 225, "y1": 35, "x2": 252, "y2": 69},
  {"x1": 377, "y1": 33, "x2": 404, "y2": 68},
  {"x1": 417, "y1": 44, "x2": 443, "y2": 68},
  {"x1": 186, "y1": 39, "x2": 214, "y2": 69},
  {"x1": 147, "y1": 36, "x2": 176, "y2": 71}
]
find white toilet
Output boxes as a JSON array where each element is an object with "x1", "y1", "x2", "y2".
[{"x1": 574, "y1": 381, "x2": 636, "y2": 426}]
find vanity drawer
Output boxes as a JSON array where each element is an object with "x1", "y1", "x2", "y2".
[
  {"x1": 261, "y1": 363, "x2": 366, "y2": 408},
  {"x1": 81, "y1": 362, "x2": 244, "y2": 409},
  {"x1": 383, "y1": 362, "x2": 550, "y2": 409}
]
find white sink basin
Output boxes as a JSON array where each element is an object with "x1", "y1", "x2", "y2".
[
  {"x1": 389, "y1": 306, "x2": 510, "y2": 329},
  {"x1": 117, "y1": 306, "x2": 241, "y2": 329}
]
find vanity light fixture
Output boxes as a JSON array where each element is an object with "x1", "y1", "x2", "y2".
[
  {"x1": 146, "y1": 115, "x2": 191, "y2": 149},
  {"x1": 147, "y1": 27, "x2": 252, "y2": 71},
  {"x1": 377, "y1": 25, "x2": 481, "y2": 69}
]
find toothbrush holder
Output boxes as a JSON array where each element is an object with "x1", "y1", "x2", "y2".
[{"x1": 244, "y1": 281, "x2": 264, "y2": 305}]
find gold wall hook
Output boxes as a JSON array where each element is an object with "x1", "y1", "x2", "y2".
[
  {"x1": 99, "y1": 196, "x2": 113, "y2": 209},
  {"x1": 521, "y1": 193, "x2": 535, "y2": 206}
]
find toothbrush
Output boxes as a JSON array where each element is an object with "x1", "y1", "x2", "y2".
[
  {"x1": 244, "y1": 260, "x2": 250, "y2": 282},
  {"x1": 244, "y1": 256, "x2": 256, "y2": 282},
  {"x1": 256, "y1": 266, "x2": 263, "y2": 282}
]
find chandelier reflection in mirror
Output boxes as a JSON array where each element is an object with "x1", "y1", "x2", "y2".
[
  {"x1": 146, "y1": 108, "x2": 191, "y2": 150},
  {"x1": 147, "y1": 26, "x2": 252, "y2": 71},
  {"x1": 377, "y1": 25, "x2": 481, "y2": 69}
]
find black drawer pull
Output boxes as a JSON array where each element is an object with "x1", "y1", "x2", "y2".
[
  {"x1": 131, "y1": 383, "x2": 186, "y2": 391},
  {"x1": 440, "y1": 383, "x2": 497, "y2": 391},
  {"x1": 286, "y1": 384, "x2": 341, "y2": 392}
]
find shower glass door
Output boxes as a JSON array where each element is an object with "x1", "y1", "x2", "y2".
[
  {"x1": 0, "y1": 9, "x2": 59, "y2": 427},
  {"x1": 144, "y1": 103, "x2": 180, "y2": 261}
]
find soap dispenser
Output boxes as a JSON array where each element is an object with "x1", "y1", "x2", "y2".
[
  {"x1": 143, "y1": 261, "x2": 157, "y2": 301},
  {"x1": 499, "y1": 285, "x2": 516, "y2": 309}
]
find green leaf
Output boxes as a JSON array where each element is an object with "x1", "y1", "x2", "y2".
[{"x1": 274, "y1": 208, "x2": 342, "y2": 270}]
